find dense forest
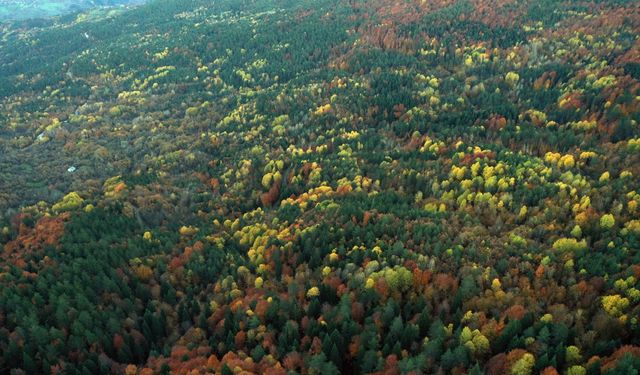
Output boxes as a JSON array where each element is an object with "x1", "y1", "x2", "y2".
[
  {"x1": 0, "y1": 0, "x2": 145, "y2": 21},
  {"x1": 1, "y1": 0, "x2": 640, "y2": 373}
]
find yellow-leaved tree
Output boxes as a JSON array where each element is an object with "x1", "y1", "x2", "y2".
[{"x1": 52, "y1": 192, "x2": 84, "y2": 212}]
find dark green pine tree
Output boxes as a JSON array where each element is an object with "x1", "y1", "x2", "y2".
[
  {"x1": 329, "y1": 343, "x2": 342, "y2": 370},
  {"x1": 221, "y1": 364, "x2": 234, "y2": 375},
  {"x1": 360, "y1": 349, "x2": 380, "y2": 373}
]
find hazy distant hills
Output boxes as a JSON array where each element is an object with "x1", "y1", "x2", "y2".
[{"x1": 0, "y1": 0, "x2": 145, "y2": 21}]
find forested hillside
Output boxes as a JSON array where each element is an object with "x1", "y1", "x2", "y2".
[
  {"x1": 1, "y1": 0, "x2": 640, "y2": 373},
  {"x1": 0, "y1": 0, "x2": 144, "y2": 21}
]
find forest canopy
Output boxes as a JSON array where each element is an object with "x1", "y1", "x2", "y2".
[{"x1": 1, "y1": 0, "x2": 640, "y2": 374}]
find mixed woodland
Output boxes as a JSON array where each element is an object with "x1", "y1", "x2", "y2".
[{"x1": 1, "y1": 0, "x2": 640, "y2": 373}]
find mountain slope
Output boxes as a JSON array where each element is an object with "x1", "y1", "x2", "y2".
[
  {"x1": 0, "y1": 0, "x2": 145, "y2": 21},
  {"x1": 1, "y1": 0, "x2": 640, "y2": 374}
]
